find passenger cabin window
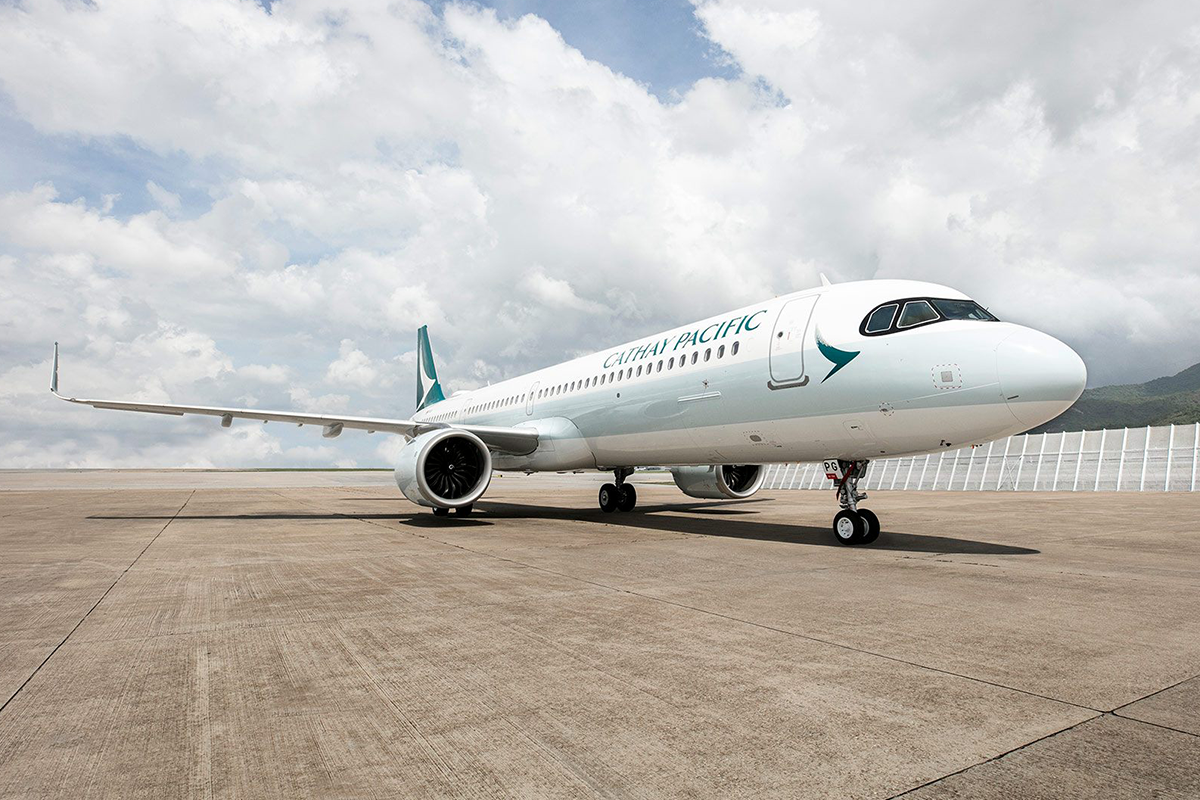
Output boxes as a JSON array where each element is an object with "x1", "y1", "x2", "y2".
[
  {"x1": 898, "y1": 300, "x2": 938, "y2": 328},
  {"x1": 731, "y1": 341, "x2": 740, "y2": 356}
]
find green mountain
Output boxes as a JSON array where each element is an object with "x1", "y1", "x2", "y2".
[{"x1": 1032, "y1": 362, "x2": 1200, "y2": 433}]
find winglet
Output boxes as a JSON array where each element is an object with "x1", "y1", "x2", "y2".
[
  {"x1": 819, "y1": 273, "x2": 832, "y2": 287},
  {"x1": 51, "y1": 342, "x2": 60, "y2": 395}
]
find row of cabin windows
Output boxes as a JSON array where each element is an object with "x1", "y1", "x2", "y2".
[
  {"x1": 457, "y1": 339, "x2": 743, "y2": 419},
  {"x1": 465, "y1": 392, "x2": 524, "y2": 416},
  {"x1": 535, "y1": 340, "x2": 741, "y2": 401}
]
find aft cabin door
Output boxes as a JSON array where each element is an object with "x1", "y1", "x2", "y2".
[{"x1": 769, "y1": 295, "x2": 819, "y2": 388}]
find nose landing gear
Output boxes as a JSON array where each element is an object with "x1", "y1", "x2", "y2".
[
  {"x1": 829, "y1": 460, "x2": 880, "y2": 545},
  {"x1": 599, "y1": 468, "x2": 637, "y2": 513}
]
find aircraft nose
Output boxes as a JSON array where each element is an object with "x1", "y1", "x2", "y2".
[{"x1": 996, "y1": 328, "x2": 1087, "y2": 428}]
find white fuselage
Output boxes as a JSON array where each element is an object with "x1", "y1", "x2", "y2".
[{"x1": 411, "y1": 279, "x2": 1086, "y2": 471}]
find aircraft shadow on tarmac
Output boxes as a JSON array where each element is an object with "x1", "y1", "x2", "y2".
[
  {"x1": 93, "y1": 496, "x2": 1038, "y2": 556},
  {"x1": 467, "y1": 501, "x2": 1040, "y2": 555}
]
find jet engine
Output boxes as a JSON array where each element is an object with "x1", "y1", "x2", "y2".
[
  {"x1": 671, "y1": 464, "x2": 765, "y2": 500},
  {"x1": 395, "y1": 428, "x2": 492, "y2": 508}
]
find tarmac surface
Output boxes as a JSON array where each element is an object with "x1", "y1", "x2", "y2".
[{"x1": 0, "y1": 470, "x2": 1197, "y2": 798}]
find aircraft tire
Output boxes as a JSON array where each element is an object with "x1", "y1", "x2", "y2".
[
  {"x1": 616, "y1": 484, "x2": 637, "y2": 512},
  {"x1": 833, "y1": 510, "x2": 865, "y2": 545},
  {"x1": 454, "y1": 504, "x2": 473, "y2": 516},
  {"x1": 599, "y1": 483, "x2": 619, "y2": 513},
  {"x1": 858, "y1": 508, "x2": 880, "y2": 543},
  {"x1": 432, "y1": 506, "x2": 450, "y2": 517}
]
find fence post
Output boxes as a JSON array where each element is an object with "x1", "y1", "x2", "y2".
[
  {"x1": 932, "y1": 450, "x2": 947, "y2": 489},
  {"x1": 1032, "y1": 433, "x2": 1048, "y2": 491},
  {"x1": 809, "y1": 463, "x2": 823, "y2": 490},
  {"x1": 904, "y1": 456, "x2": 916, "y2": 490},
  {"x1": 1072, "y1": 430, "x2": 1086, "y2": 491},
  {"x1": 962, "y1": 446, "x2": 975, "y2": 490},
  {"x1": 979, "y1": 440, "x2": 995, "y2": 490},
  {"x1": 1052, "y1": 431, "x2": 1066, "y2": 490},
  {"x1": 996, "y1": 437, "x2": 1012, "y2": 490},
  {"x1": 1094, "y1": 428, "x2": 1108, "y2": 491},
  {"x1": 1165, "y1": 424, "x2": 1175, "y2": 492},
  {"x1": 1116, "y1": 428, "x2": 1129, "y2": 491},
  {"x1": 890, "y1": 458, "x2": 902, "y2": 489},
  {"x1": 920, "y1": 453, "x2": 932, "y2": 490},
  {"x1": 948, "y1": 449, "x2": 961, "y2": 491},
  {"x1": 1193, "y1": 422, "x2": 1199, "y2": 493},
  {"x1": 1139, "y1": 425, "x2": 1151, "y2": 491},
  {"x1": 1014, "y1": 435, "x2": 1030, "y2": 490}
]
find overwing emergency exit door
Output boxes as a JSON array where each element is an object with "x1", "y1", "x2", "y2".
[{"x1": 768, "y1": 295, "x2": 819, "y2": 389}]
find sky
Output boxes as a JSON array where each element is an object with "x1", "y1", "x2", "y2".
[{"x1": 1, "y1": 0, "x2": 1198, "y2": 468}]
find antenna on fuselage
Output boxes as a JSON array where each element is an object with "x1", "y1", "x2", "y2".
[{"x1": 819, "y1": 273, "x2": 833, "y2": 287}]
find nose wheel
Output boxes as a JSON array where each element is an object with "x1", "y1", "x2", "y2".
[
  {"x1": 832, "y1": 508, "x2": 880, "y2": 545},
  {"x1": 829, "y1": 460, "x2": 881, "y2": 545}
]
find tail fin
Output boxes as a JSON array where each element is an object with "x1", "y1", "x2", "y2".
[{"x1": 415, "y1": 326, "x2": 446, "y2": 411}]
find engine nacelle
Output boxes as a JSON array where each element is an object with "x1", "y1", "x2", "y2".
[
  {"x1": 671, "y1": 464, "x2": 765, "y2": 500},
  {"x1": 395, "y1": 429, "x2": 492, "y2": 508}
]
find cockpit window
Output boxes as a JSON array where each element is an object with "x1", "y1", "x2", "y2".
[
  {"x1": 864, "y1": 304, "x2": 898, "y2": 333},
  {"x1": 930, "y1": 298, "x2": 997, "y2": 321},
  {"x1": 860, "y1": 296, "x2": 999, "y2": 336},
  {"x1": 897, "y1": 300, "x2": 938, "y2": 328}
]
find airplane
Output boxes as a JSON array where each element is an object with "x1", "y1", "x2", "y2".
[{"x1": 51, "y1": 277, "x2": 1086, "y2": 545}]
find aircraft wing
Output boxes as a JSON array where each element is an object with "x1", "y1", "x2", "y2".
[{"x1": 49, "y1": 344, "x2": 538, "y2": 456}]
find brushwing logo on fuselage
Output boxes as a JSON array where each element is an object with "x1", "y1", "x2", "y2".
[{"x1": 815, "y1": 327, "x2": 860, "y2": 383}]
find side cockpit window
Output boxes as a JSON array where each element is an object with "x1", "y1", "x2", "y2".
[
  {"x1": 861, "y1": 297, "x2": 997, "y2": 336},
  {"x1": 864, "y1": 303, "x2": 898, "y2": 333},
  {"x1": 930, "y1": 298, "x2": 998, "y2": 321}
]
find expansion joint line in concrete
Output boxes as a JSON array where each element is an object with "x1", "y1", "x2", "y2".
[
  {"x1": 332, "y1": 504, "x2": 1100, "y2": 716},
  {"x1": 886, "y1": 703, "x2": 1200, "y2": 799},
  {"x1": 0, "y1": 490, "x2": 195, "y2": 717},
  {"x1": 302, "y1": 498, "x2": 1200, "y2": 738},
  {"x1": 885, "y1": 713, "x2": 1101, "y2": 799}
]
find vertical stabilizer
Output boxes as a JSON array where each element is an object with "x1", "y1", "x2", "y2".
[{"x1": 415, "y1": 326, "x2": 446, "y2": 411}]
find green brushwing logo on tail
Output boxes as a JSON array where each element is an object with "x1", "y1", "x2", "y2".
[
  {"x1": 416, "y1": 326, "x2": 445, "y2": 411},
  {"x1": 815, "y1": 327, "x2": 860, "y2": 383}
]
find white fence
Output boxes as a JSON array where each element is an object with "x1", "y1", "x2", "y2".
[{"x1": 762, "y1": 423, "x2": 1200, "y2": 492}]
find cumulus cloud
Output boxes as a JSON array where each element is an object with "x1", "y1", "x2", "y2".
[
  {"x1": 146, "y1": 180, "x2": 181, "y2": 213},
  {"x1": 1, "y1": 0, "x2": 1198, "y2": 467},
  {"x1": 325, "y1": 339, "x2": 379, "y2": 389}
]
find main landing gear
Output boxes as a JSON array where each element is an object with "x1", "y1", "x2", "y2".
[
  {"x1": 830, "y1": 460, "x2": 880, "y2": 546},
  {"x1": 432, "y1": 505, "x2": 472, "y2": 517},
  {"x1": 599, "y1": 468, "x2": 637, "y2": 513}
]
